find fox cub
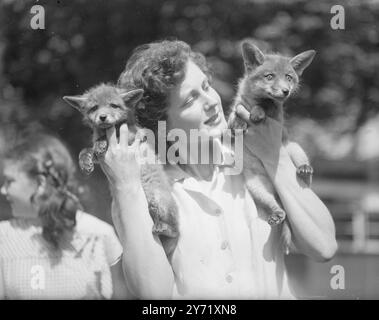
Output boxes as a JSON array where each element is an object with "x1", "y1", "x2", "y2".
[
  {"x1": 63, "y1": 84, "x2": 179, "y2": 242},
  {"x1": 228, "y1": 41, "x2": 315, "y2": 253}
]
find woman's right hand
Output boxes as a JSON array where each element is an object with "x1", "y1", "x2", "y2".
[{"x1": 99, "y1": 123, "x2": 142, "y2": 188}]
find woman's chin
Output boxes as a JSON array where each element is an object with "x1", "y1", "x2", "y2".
[{"x1": 206, "y1": 118, "x2": 228, "y2": 137}]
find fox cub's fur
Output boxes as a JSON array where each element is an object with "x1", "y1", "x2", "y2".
[
  {"x1": 63, "y1": 84, "x2": 179, "y2": 242},
  {"x1": 228, "y1": 41, "x2": 315, "y2": 254}
]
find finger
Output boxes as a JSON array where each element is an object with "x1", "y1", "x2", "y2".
[
  {"x1": 235, "y1": 104, "x2": 252, "y2": 125},
  {"x1": 106, "y1": 126, "x2": 118, "y2": 148},
  {"x1": 134, "y1": 128, "x2": 145, "y2": 144},
  {"x1": 118, "y1": 123, "x2": 129, "y2": 146},
  {"x1": 132, "y1": 135, "x2": 141, "y2": 146},
  {"x1": 130, "y1": 135, "x2": 143, "y2": 164}
]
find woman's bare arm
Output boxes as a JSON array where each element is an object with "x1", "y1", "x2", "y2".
[
  {"x1": 266, "y1": 146, "x2": 337, "y2": 261},
  {"x1": 100, "y1": 124, "x2": 174, "y2": 298}
]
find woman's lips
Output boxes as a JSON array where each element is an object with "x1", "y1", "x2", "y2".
[{"x1": 204, "y1": 112, "x2": 221, "y2": 125}]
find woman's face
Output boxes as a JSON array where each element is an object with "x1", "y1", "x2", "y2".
[
  {"x1": 166, "y1": 60, "x2": 227, "y2": 137},
  {"x1": 0, "y1": 161, "x2": 39, "y2": 219}
]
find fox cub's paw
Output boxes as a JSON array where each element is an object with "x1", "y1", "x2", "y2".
[
  {"x1": 148, "y1": 198, "x2": 179, "y2": 239},
  {"x1": 280, "y1": 221, "x2": 292, "y2": 256},
  {"x1": 297, "y1": 164, "x2": 313, "y2": 186},
  {"x1": 94, "y1": 139, "x2": 108, "y2": 157},
  {"x1": 268, "y1": 209, "x2": 286, "y2": 226},
  {"x1": 249, "y1": 105, "x2": 266, "y2": 123},
  {"x1": 79, "y1": 149, "x2": 95, "y2": 175},
  {"x1": 152, "y1": 221, "x2": 179, "y2": 238}
]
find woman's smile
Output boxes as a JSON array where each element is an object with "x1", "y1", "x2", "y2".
[{"x1": 204, "y1": 111, "x2": 221, "y2": 126}]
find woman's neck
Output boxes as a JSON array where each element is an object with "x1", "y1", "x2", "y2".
[{"x1": 178, "y1": 136, "x2": 223, "y2": 181}]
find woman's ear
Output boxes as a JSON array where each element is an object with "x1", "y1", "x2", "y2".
[
  {"x1": 35, "y1": 174, "x2": 47, "y2": 196},
  {"x1": 29, "y1": 174, "x2": 47, "y2": 206}
]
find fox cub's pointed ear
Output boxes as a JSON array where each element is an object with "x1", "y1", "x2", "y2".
[
  {"x1": 120, "y1": 89, "x2": 144, "y2": 107},
  {"x1": 241, "y1": 41, "x2": 265, "y2": 72},
  {"x1": 63, "y1": 95, "x2": 87, "y2": 111},
  {"x1": 290, "y1": 50, "x2": 316, "y2": 76}
]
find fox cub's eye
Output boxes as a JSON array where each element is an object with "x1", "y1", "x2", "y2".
[
  {"x1": 286, "y1": 74, "x2": 293, "y2": 81},
  {"x1": 89, "y1": 105, "x2": 99, "y2": 113},
  {"x1": 110, "y1": 103, "x2": 120, "y2": 109},
  {"x1": 265, "y1": 74, "x2": 274, "y2": 80}
]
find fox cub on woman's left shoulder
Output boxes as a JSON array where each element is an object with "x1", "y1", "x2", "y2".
[{"x1": 228, "y1": 41, "x2": 316, "y2": 254}]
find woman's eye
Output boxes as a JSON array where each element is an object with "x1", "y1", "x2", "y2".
[
  {"x1": 183, "y1": 97, "x2": 194, "y2": 107},
  {"x1": 110, "y1": 103, "x2": 120, "y2": 109},
  {"x1": 90, "y1": 105, "x2": 99, "y2": 113},
  {"x1": 265, "y1": 74, "x2": 274, "y2": 80},
  {"x1": 286, "y1": 74, "x2": 293, "y2": 81},
  {"x1": 182, "y1": 92, "x2": 198, "y2": 108}
]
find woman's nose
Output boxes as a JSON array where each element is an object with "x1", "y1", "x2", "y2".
[{"x1": 202, "y1": 94, "x2": 218, "y2": 112}]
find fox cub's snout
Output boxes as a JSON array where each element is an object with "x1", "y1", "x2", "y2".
[
  {"x1": 88, "y1": 105, "x2": 126, "y2": 128},
  {"x1": 241, "y1": 42, "x2": 316, "y2": 103}
]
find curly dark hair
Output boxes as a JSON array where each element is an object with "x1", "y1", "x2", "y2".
[
  {"x1": 118, "y1": 39, "x2": 211, "y2": 138},
  {"x1": 5, "y1": 132, "x2": 82, "y2": 249}
]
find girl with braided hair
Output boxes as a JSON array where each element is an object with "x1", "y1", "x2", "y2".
[{"x1": 0, "y1": 132, "x2": 129, "y2": 299}]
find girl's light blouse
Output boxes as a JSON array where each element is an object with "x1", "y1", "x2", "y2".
[{"x1": 0, "y1": 211, "x2": 122, "y2": 299}]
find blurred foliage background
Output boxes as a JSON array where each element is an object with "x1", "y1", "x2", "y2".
[
  {"x1": 0, "y1": 0, "x2": 378, "y2": 217},
  {"x1": 1, "y1": 0, "x2": 379, "y2": 299}
]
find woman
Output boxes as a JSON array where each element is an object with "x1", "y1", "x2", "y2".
[
  {"x1": 0, "y1": 132, "x2": 129, "y2": 299},
  {"x1": 100, "y1": 40, "x2": 337, "y2": 299}
]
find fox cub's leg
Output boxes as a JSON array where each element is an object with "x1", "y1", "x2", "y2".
[
  {"x1": 244, "y1": 155, "x2": 285, "y2": 225},
  {"x1": 93, "y1": 137, "x2": 108, "y2": 158},
  {"x1": 140, "y1": 164, "x2": 179, "y2": 239},
  {"x1": 148, "y1": 193, "x2": 179, "y2": 238},
  {"x1": 249, "y1": 104, "x2": 266, "y2": 123},
  {"x1": 92, "y1": 128, "x2": 108, "y2": 158},
  {"x1": 285, "y1": 141, "x2": 313, "y2": 187},
  {"x1": 280, "y1": 220, "x2": 292, "y2": 255},
  {"x1": 79, "y1": 147, "x2": 95, "y2": 175}
]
